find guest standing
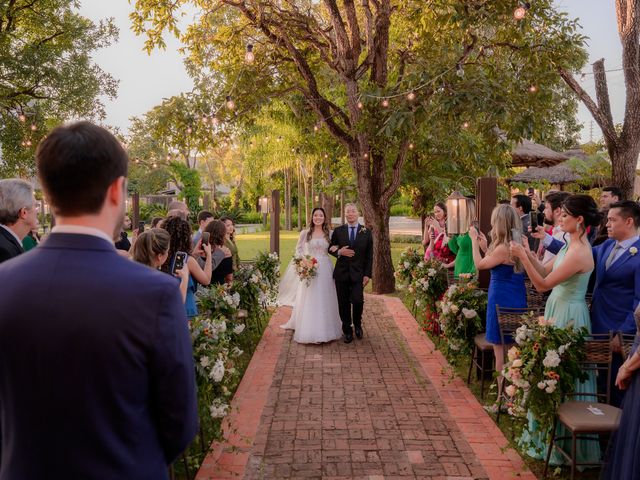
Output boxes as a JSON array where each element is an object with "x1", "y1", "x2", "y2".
[
  {"x1": 448, "y1": 198, "x2": 477, "y2": 278},
  {"x1": 469, "y1": 204, "x2": 527, "y2": 383},
  {"x1": 22, "y1": 228, "x2": 40, "y2": 252},
  {"x1": 205, "y1": 220, "x2": 234, "y2": 285},
  {"x1": 220, "y1": 216, "x2": 240, "y2": 272},
  {"x1": 114, "y1": 215, "x2": 132, "y2": 251},
  {"x1": 0, "y1": 179, "x2": 38, "y2": 263},
  {"x1": 511, "y1": 194, "x2": 602, "y2": 464},
  {"x1": 0, "y1": 122, "x2": 197, "y2": 479},
  {"x1": 192, "y1": 210, "x2": 214, "y2": 249}
]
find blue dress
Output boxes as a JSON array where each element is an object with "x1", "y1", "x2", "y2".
[
  {"x1": 485, "y1": 264, "x2": 527, "y2": 344},
  {"x1": 601, "y1": 307, "x2": 640, "y2": 479},
  {"x1": 519, "y1": 245, "x2": 600, "y2": 465},
  {"x1": 185, "y1": 276, "x2": 198, "y2": 319}
]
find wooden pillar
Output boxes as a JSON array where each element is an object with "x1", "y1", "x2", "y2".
[
  {"x1": 132, "y1": 193, "x2": 140, "y2": 227},
  {"x1": 476, "y1": 177, "x2": 497, "y2": 289},
  {"x1": 270, "y1": 189, "x2": 280, "y2": 256}
]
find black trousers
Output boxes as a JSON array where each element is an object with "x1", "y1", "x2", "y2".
[{"x1": 335, "y1": 279, "x2": 364, "y2": 335}]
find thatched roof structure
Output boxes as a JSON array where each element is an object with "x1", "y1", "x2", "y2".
[
  {"x1": 511, "y1": 139, "x2": 569, "y2": 167},
  {"x1": 508, "y1": 161, "x2": 580, "y2": 185}
]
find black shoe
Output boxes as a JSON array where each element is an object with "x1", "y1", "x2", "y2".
[
  {"x1": 344, "y1": 333, "x2": 353, "y2": 343},
  {"x1": 355, "y1": 327, "x2": 363, "y2": 339}
]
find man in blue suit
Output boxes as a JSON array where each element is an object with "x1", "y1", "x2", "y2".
[
  {"x1": 0, "y1": 122, "x2": 198, "y2": 479},
  {"x1": 544, "y1": 200, "x2": 640, "y2": 406}
]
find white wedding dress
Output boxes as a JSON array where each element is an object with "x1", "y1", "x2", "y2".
[{"x1": 278, "y1": 231, "x2": 343, "y2": 344}]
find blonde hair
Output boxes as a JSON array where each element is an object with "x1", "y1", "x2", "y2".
[
  {"x1": 488, "y1": 204, "x2": 523, "y2": 272},
  {"x1": 132, "y1": 228, "x2": 171, "y2": 267}
]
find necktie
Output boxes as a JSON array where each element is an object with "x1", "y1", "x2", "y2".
[
  {"x1": 605, "y1": 243, "x2": 621, "y2": 270},
  {"x1": 349, "y1": 226, "x2": 356, "y2": 246}
]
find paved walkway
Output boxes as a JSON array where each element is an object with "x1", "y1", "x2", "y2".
[{"x1": 197, "y1": 296, "x2": 535, "y2": 480}]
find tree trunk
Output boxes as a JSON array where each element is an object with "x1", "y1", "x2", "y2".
[
  {"x1": 297, "y1": 164, "x2": 302, "y2": 231},
  {"x1": 612, "y1": 142, "x2": 640, "y2": 199},
  {"x1": 359, "y1": 192, "x2": 395, "y2": 294},
  {"x1": 285, "y1": 168, "x2": 292, "y2": 230},
  {"x1": 320, "y1": 192, "x2": 334, "y2": 226}
]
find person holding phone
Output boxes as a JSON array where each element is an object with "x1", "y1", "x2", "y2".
[
  {"x1": 161, "y1": 216, "x2": 212, "y2": 319},
  {"x1": 448, "y1": 199, "x2": 485, "y2": 278},
  {"x1": 204, "y1": 220, "x2": 234, "y2": 285},
  {"x1": 510, "y1": 194, "x2": 602, "y2": 464},
  {"x1": 468, "y1": 204, "x2": 527, "y2": 400}
]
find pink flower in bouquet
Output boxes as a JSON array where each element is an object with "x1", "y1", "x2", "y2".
[{"x1": 538, "y1": 316, "x2": 555, "y2": 326}]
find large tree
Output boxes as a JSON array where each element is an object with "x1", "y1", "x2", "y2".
[
  {"x1": 559, "y1": 0, "x2": 640, "y2": 200},
  {"x1": 132, "y1": 0, "x2": 586, "y2": 293},
  {"x1": 0, "y1": 0, "x2": 118, "y2": 176}
]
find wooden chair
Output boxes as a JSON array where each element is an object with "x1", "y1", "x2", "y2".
[
  {"x1": 619, "y1": 332, "x2": 636, "y2": 360},
  {"x1": 495, "y1": 305, "x2": 543, "y2": 424},
  {"x1": 543, "y1": 333, "x2": 622, "y2": 479},
  {"x1": 466, "y1": 332, "x2": 494, "y2": 399}
]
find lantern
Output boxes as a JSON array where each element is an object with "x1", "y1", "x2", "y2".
[{"x1": 446, "y1": 190, "x2": 470, "y2": 235}]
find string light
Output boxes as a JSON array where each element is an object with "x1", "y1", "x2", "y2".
[
  {"x1": 528, "y1": 85, "x2": 537, "y2": 93},
  {"x1": 324, "y1": 153, "x2": 329, "y2": 159},
  {"x1": 462, "y1": 121, "x2": 470, "y2": 129},
  {"x1": 313, "y1": 123, "x2": 320, "y2": 132},
  {"x1": 381, "y1": 98, "x2": 390, "y2": 108},
  {"x1": 245, "y1": 44, "x2": 255, "y2": 63},
  {"x1": 456, "y1": 64, "x2": 465, "y2": 78},
  {"x1": 30, "y1": 124, "x2": 37, "y2": 131},
  {"x1": 513, "y1": 2, "x2": 530, "y2": 20},
  {"x1": 187, "y1": 127, "x2": 193, "y2": 134},
  {"x1": 357, "y1": 101, "x2": 364, "y2": 110},
  {"x1": 363, "y1": 152, "x2": 369, "y2": 159},
  {"x1": 406, "y1": 91, "x2": 416, "y2": 102},
  {"x1": 18, "y1": 114, "x2": 26, "y2": 122},
  {"x1": 226, "y1": 95, "x2": 235, "y2": 110},
  {"x1": 408, "y1": 143, "x2": 415, "y2": 150},
  {"x1": 152, "y1": 162, "x2": 158, "y2": 168},
  {"x1": 25, "y1": 140, "x2": 32, "y2": 147},
  {"x1": 212, "y1": 116, "x2": 219, "y2": 126}
]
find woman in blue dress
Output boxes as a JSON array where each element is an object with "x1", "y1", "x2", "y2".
[
  {"x1": 601, "y1": 304, "x2": 640, "y2": 479},
  {"x1": 511, "y1": 194, "x2": 602, "y2": 465},
  {"x1": 469, "y1": 204, "x2": 527, "y2": 384}
]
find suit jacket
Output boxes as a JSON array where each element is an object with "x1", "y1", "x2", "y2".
[
  {"x1": 520, "y1": 214, "x2": 536, "y2": 250},
  {"x1": 0, "y1": 226, "x2": 24, "y2": 264},
  {"x1": 590, "y1": 238, "x2": 640, "y2": 334},
  {"x1": 0, "y1": 233, "x2": 198, "y2": 480},
  {"x1": 330, "y1": 224, "x2": 373, "y2": 283}
]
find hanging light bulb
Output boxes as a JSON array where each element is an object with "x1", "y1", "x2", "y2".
[
  {"x1": 324, "y1": 153, "x2": 329, "y2": 159},
  {"x1": 406, "y1": 92, "x2": 416, "y2": 102},
  {"x1": 245, "y1": 44, "x2": 255, "y2": 63},
  {"x1": 513, "y1": 2, "x2": 530, "y2": 20},
  {"x1": 529, "y1": 85, "x2": 537, "y2": 93},
  {"x1": 408, "y1": 142, "x2": 415, "y2": 150},
  {"x1": 226, "y1": 95, "x2": 235, "y2": 110},
  {"x1": 30, "y1": 124, "x2": 37, "y2": 131},
  {"x1": 381, "y1": 98, "x2": 390, "y2": 108},
  {"x1": 152, "y1": 162, "x2": 158, "y2": 168},
  {"x1": 456, "y1": 64, "x2": 465, "y2": 78},
  {"x1": 363, "y1": 152, "x2": 369, "y2": 159},
  {"x1": 357, "y1": 101, "x2": 364, "y2": 110},
  {"x1": 18, "y1": 114, "x2": 26, "y2": 122},
  {"x1": 212, "y1": 115, "x2": 219, "y2": 126},
  {"x1": 25, "y1": 139, "x2": 32, "y2": 147},
  {"x1": 462, "y1": 121, "x2": 470, "y2": 129},
  {"x1": 313, "y1": 123, "x2": 320, "y2": 132},
  {"x1": 187, "y1": 127, "x2": 193, "y2": 134},
  {"x1": 201, "y1": 116, "x2": 209, "y2": 124}
]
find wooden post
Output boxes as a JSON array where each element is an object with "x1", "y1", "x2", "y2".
[
  {"x1": 132, "y1": 193, "x2": 140, "y2": 227},
  {"x1": 270, "y1": 189, "x2": 280, "y2": 256},
  {"x1": 203, "y1": 193, "x2": 211, "y2": 211},
  {"x1": 476, "y1": 177, "x2": 497, "y2": 289}
]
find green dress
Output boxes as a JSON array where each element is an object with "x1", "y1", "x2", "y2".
[
  {"x1": 22, "y1": 235, "x2": 38, "y2": 251},
  {"x1": 226, "y1": 238, "x2": 240, "y2": 271},
  {"x1": 519, "y1": 244, "x2": 600, "y2": 465},
  {"x1": 449, "y1": 233, "x2": 475, "y2": 278}
]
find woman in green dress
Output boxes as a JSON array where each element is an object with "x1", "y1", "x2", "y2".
[
  {"x1": 510, "y1": 194, "x2": 603, "y2": 465},
  {"x1": 22, "y1": 229, "x2": 40, "y2": 251},
  {"x1": 448, "y1": 199, "x2": 477, "y2": 278},
  {"x1": 220, "y1": 216, "x2": 240, "y2": 272}
]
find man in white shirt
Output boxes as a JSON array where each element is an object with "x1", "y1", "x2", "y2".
[
  {"x1": 538, "y1": 191, "x2": 570, "y2": 264},
  {"x1": 0, "y1": 179, "x2": 38, "y2": 263}
]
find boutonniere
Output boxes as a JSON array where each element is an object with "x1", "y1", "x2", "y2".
[
  {"x1": 359, "y1": 227, "x2": 368, "y2": 234},
  {"x1": 630, "y1": 247, "x2": 638, "y2": 256}
]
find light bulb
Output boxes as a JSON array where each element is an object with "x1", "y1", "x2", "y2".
[
  {"x1": 18, "y1": 114, "x2": 26, "y2": 122},
  {"x1": 529, "y1": 85, "x2": 537, "y2": 93},
  {"x1": 30, "y1": 124, "x2": 37, "y2": 131},
  {"x1": 26, "y1": 140, "x2": 32, "y2": 146},
  {"x1": 212, "y1": 116, "x2": 219, "y2": 126},
  {"x1": 187, "y1": 127, "x2": 193, "y2": 134},
  {"x1": 245, "y1": 44, "x2": 255, "y2": 63},
  {"x1": 406, "y1": 92, "x2": 416, "y2": 102},
  {"x1": 226, "y1": 95, "x2": 235, "y2": 110},
  {"x1": 363, "y1": 152, "x2": 369, "y2": 159},
  {"x1": 462, "y1": 121, "x2": 470, "y2": 129},
  {"x1": 381, "y1": 99, "x2": 389, "y2": 108},
  {"x1": 152, "y1": 163, "x2": 158, "y2": 168},
  {"x1": 513, "y1": 3, "x2": 530, "y2": 20},
  {"x1": 313, "y1": 124, "x2": 319, "y2": 132},
  {"x1": 324, "y1": 154, "x2": 329, "y2": 159},
  {"x1": 408, "y1": 143, "x2": 415, "y2": 150},
  {"x1": 357, "y1": 101, "x2": 364, "y2": 110}
]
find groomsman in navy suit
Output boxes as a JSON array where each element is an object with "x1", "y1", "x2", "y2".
[
  {"x1": 545, "y1": 200, "x2": 640, "y2": 406},
  {"x1": 0, "y1": 122, "x2": 197, "y2": 479}
]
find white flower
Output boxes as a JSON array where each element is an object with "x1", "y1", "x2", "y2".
[
  {"x1": 537, "y1": 381, "x2": 547, "y2": 390},
  {"x1": 250, "y1": 274, "x2": 259, "y2": 283},
  {"x1": 545, "y1": 384, "x2": 556, "y2": 394},
  {"x1": 233, "y1": 324, "x2": 246, "y2": 335},
  {"x1": 210, "y1": 359, "x2": 225, "y2": 382},
  {"x1": 233, "y1": 293, "x2": 241, "y2": 305},
  {"x1": 558, "y1": 343, "x2": 571, "y2": 355},
  {"x1": 542, "y1": 350, "x2": 561, "y2": 368},
  {"x1": 231, "y1": 346, "x2": 244, "y2": 357},
  {"x1": 427, "y1": 268, "x2": 437, "y2": 277},
  {"x1": 200, "y1": 356, "x2": 211, "y2": 368},
  {"x1": 209, "y1": 401, "x2": 229, "y2": 418},
  {"x1": 450, "y1": 304, "x2": 459, "y2": 314},
  {"x1": 512, "y1": 359, "x2": 523, "y2": 368},
  {"x1": 505, "y1": 385, "x2": 517, "y2": 397},
  {"x1": 417, "y1": 262, "x2": 424, "y2": 269},
  {"x1": 462, "y1": 308, "x2": 477, "y2": 319},
  {"x1": 630, "y1": 247, "x2": 638, "y2": 256},
  {"x1": 404, "y1": 261, "x2": 410, "y2": 269}
]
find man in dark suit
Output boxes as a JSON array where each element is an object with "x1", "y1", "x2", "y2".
[
  {"x1": 330, "y1": 203, "x2": 373, "y2": 343},
  {"x1": 0, "y1": 122, "x2": 198, "y2": 479},
  {"x1": 0, "y1": 178, "x2": 38, "y2": 264}
]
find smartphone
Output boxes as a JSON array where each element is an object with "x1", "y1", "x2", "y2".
[
  {"x1": 171, "y1": 251, "x2": 188, "y2": 275},
  {"x1": 471, "y1": 220, "x2": 479, "y2": 229},
  {"x1": 138, "y1": 221, "x2": 145, "y2": 233},
  {"x1": 201, "y1": 231, "x2": 210, "y2": 246},
  {"x1": 511, "y1": 228, "x2": 523, "y2": 245},
  {"x1": 529, "y1": 211, "x2": 538, "y2": 230},
  {"x1": 527, "y1": 187, "x2": 534, "y2": 196}
]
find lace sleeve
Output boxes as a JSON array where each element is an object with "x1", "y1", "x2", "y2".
[{"x1": 295, "y1": 230, "x2": 307, "y2": 256}]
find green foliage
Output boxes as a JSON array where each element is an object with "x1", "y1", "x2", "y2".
[
  {"x1": 138, "y1": 203, "x2": 168, "y2": 222},
  {"x1": 0, "y1": 0, "x2": 118, "y2": 176},
  {"x1": 168, "y1": 161, "x2": 202, "y2": 215}
]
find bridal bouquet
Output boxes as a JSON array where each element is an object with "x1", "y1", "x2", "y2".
[
  {"x1": 292, "y1": 254, "x2": 319, "y2": 286},
  {"x1": 501, "y1": 313, "x2": 587, "y2": 447}
]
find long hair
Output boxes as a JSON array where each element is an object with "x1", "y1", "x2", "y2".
[
  {"x1": 488, "y1": 204, "x2": 523, "y2": 272},
  {"x1": 307, "y1": 207, "x2": 331, "y2": 243},
  {"x1": 132, "y1": 228, "x2": 170, "y2": 268},
  {"x1": 204, "y1": 219, "x2": 227, "y2": 247},
  {"x1": 219, "y1": 216, "x2": 235, "y2": 242},
  {"x1": 160, "y1": 216, "x2": 193, "y2": 273}
]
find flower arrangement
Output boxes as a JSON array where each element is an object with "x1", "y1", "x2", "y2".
[
  {"x1": 437, "y1": 276, "x2": 487, "y2": 360},
  {"x1": 292, "y1": 254, "x2": 319, "y2": 285},
  {"x1": 253, "y1": 251, "x2": 280, "y2": 304},
  {"x1": 394, "y1": 247, "x2": 423, "y2": 289},
  {"x1": 501, "y1": 313, "x2": 587, "y2": 447},
  {"x1": 409, "y1": 257, "x2": 448, "y2": 308}
]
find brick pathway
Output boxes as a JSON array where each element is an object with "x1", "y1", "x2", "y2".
[{"x1": 197, "y1": 295, "x2": 535, "y2": 480}]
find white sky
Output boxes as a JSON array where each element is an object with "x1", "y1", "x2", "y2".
[{"x1": 79, "y1": 1, "x2": 622, "y2": 143}]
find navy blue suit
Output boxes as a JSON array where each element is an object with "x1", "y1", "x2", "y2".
[{"x1": 0, "y1": 233, "x2": 198, "y2": 479}]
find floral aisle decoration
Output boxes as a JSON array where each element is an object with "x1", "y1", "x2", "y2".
[
  {"x1": 253, "y1": 251, "x2": 280, "y2": 305},
  {"x1": 501, "y1": 313, "x2": 587, "y2": 446},
  {"x1": 292, "y1": 254, "x2": 318, "y2": 285},
  {"x1": 437, "y1": 276, "x2": 487, "y2": 362},
  {"x1": 410, "y1": 258, "x2": 448, "y2": 335},
  {"x1": 394, "y1": 247, "x2": 423, "y2": 289}
]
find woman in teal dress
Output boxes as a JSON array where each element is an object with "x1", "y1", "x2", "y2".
[
  {"x1": 511, "y1": 194, "x2": 603, "y2": 465},
  {"x1": 449, "y1": 199, "x2": 477, "y2": 278}
]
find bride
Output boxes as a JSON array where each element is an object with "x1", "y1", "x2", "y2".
[{"x1": 278, "y1": 207, "x2": 342, "y2": 344}]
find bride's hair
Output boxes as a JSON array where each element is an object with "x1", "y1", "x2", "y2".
[{"x1": 307, "y1": 207, "x2": 331, "y2": 243}]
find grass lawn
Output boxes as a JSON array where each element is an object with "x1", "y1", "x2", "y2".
[{"x1": 236, "y1": 229, "x2": 415, "y2": 269}]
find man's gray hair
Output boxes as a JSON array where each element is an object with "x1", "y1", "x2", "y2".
[
  {"x1": 344, "y1": 203, "x2": 359, "y2": 211},
  {"x1": 0, "y1": 179, "x2": 34, "y2": 226}
]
